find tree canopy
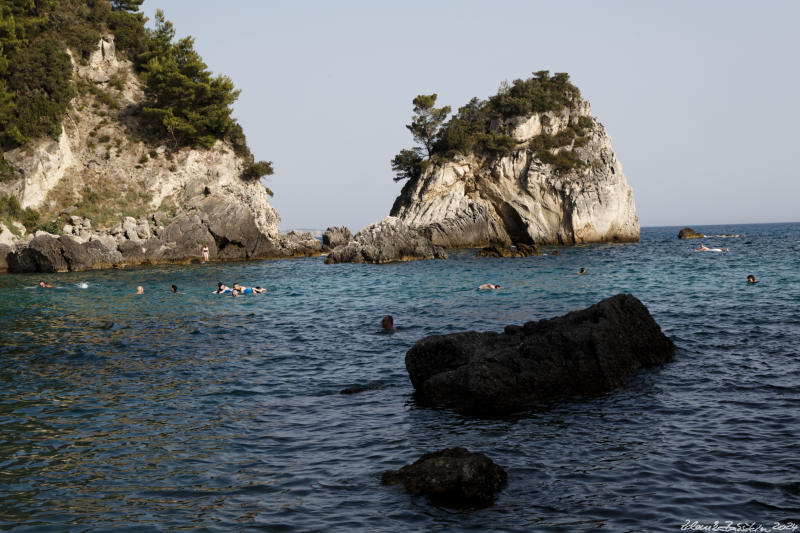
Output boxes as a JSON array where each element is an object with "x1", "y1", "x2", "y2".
[{"x1": 392, "y1": 71, "x2": 585, "y2": 181}]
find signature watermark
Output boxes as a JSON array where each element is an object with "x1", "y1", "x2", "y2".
[{"x1": 681, "y1": 521, "x2": 798, "y2": 532}]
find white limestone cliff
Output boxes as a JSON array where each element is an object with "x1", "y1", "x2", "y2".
[{"x1": 390, "y1": 100, "x2": 639, "y2": 246}]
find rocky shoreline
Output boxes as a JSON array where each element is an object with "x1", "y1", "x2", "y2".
[{"x1": 1, "y1": 198, "x2": 320, "y2": 273}]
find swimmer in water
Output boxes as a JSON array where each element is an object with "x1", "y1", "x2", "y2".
[
  {"x1": 171, "y1": 284, "x2": 178, "y2": 293},
  {"x1": 213, "y1": 282, "x2": 232, "y2": 294},
  {"x1": 578, "y1": 268, "x2": 586, "y2": 275},
  {"x1": 381, "y1": 315, "x2": 396, "y2": 331},
  {"x1": 479, "y1": 283, "x2": 502, "y2": 290},
  {"x1": 136, "y1": 286, "x2": 144, "y2": 295},
  {"x1": 38, "y1": 281, "x2": 53, "y2": 288},
  {"x1": 695, "y1": 243, "x2": 729, "y2": 252},
  {"x1": 747, "y1": 274, "x2": 757, "y2": 284}
]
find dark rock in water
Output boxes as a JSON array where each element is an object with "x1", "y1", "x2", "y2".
[
  {"x1": 323, "y1": 226, "x2": 352, "y2": 249},
  {"x1": 340, "y1": 382, "x2": 383, "y2": 395},
  {"x1": 325, "y1": 216, "x2": 447, "y2": 264},
  {"x1": 0, "y1": 243, "x2": 10, "y2": 272},
  {"x1": 476, "y1": 243, "x2": 541, "y2": 258},
  {"x1": 550, "y1": 249, "x2": 560, "y2": 256},
  {"x1": 381, "y1": 447, "x2": 507, "y2": 507},
  {"x1": 8, "y1": 234, "x2": 67, "y2": 272},
  {"x1": 678, "y1": 227, "x2": 705, "y2": 239},
  {"x1": 405, "y1": 294, "x2": 675, "y2": 414}
]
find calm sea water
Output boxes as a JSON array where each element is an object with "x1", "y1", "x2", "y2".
[{"x1": 1, "y1": 223, "x2": 799, "y2": 532}]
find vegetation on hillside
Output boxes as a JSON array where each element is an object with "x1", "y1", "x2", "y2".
[
  {"x1": 392, "y1": 71, "x2": 591, "y2": 183},
  {"x1": 0, "y1": 0, "x2": 272, "y2": 188}
]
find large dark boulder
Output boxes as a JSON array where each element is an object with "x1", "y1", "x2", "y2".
[
  {"x1": 325, "y1": 216, "x2": 447, "y2": 264},
  {"x1": 405, "y1": 294, "x2": 675, "y2": 414},
  {"x1": 381, "y1": 447, "x2": 507, "y2": 507},
  {"x1": 678, "y1": 227, "x2": 705, "y2": 239},
  {"x1": 322, "y1": 226, "x2": 352, "y2": 249},
  {"x1": 8, "y1": 234, "x2": 67, "y2": 272}
]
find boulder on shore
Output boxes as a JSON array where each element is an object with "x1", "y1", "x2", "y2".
[
  {"x1": 381, "y1": 447, "x2": 507, "y2": 507},
  {"x1": 678, "y1": 227, "x2": 705, "y2": 239},
  {"x1": 0, "y1": 243, "x2": 10, "y2": 272},
  {"x1": 325, "y1": 216, "x2": 447, "y2": 264},
  {"x1": 405, "y1": 294, "x2": 674, "y2": 414}
]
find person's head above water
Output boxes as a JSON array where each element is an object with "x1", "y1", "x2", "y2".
[
  {"x1": 381, "y1": 315, "x2": 395, "y2": 331},
  {"x1": 171, "y1": 284, "x2": 177, "y2": 293},
  {"x1": 38, "y1": 280, "x2": 51, "y2": 288},
  {"x1": 136, "y1": 286, "x2": 143, "y2": 294},
  {"x1": 747, "y1": 274, "x2": 756, "y2": 283},
  {"x1": 579, "y1": 268, "x2": 586, "y2": 274}
]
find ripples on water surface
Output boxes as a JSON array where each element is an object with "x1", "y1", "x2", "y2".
[{"x1": 1, "y1": 223, "x2": 799, "y2": 531}]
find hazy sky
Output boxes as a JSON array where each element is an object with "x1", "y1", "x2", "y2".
[{"x1": 141, "y1": 1, "x2": 799, "y2": 231}]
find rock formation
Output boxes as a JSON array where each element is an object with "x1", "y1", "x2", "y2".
[
  {"x1": 324, "y1": 217, "x2": 446, "y2": 264},
  {"x1": 678, "y1": 227, "x2": 705, "y2": 239},
  {"x1": 391, "y1": 99, "x2": 639, "y2": 247},
  {"x1": 405, "y1": 294, "x2": 674, "y2": 414},
  {"x1": 381, "y1": 448, "x2": 507, "y2": 507},
  {"x1": 0, "y1": 35, "x2": 319, "y2": 273},
  {"x1": 322, "y1": 226, "x2": 353, "y2": 249}
]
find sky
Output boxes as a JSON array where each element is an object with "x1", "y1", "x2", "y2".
[{"x1": 140, "y1": 1, "x2": 799, "y2": 231}]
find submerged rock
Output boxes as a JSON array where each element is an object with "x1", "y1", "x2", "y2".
[
  {"x1": 325, "y1": 216, "x2": 446, "y2": 264},
  {"x1": 678, "y1": 227, "x2": 705, "y2": 239},
  {"x1": 405, "y1": 294, "x2": 674, "y2": 414},
  {"x1": 381, "y1": 447, "x2": 507, "y2": 507},
  {"x1": 476, "y1": 243, "x2": 541, "y2": 258}
]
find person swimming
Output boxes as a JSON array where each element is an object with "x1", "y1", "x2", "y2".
[
  {"x1": 578, "y1": 268, "x2": 586, "y2": 275},
  {"x1": 695, "y1": 243, "x2": 729, "y2": 252},
  {"x1": 213, "y1": 282, "x2": 232, "y2": 294},
  {"x1": 747, "y1": 274, "x2": 757, "y2": 284},
  {"x1": 479, "y1": 283, "x2": 502, "y2": 289},
  {"x1": 38, "y1": 280, "x2": 53, "y2": 288},
  {"x1": 381, "y1": 315, "x2": 396, "y2": 331},
  {"x1": 136, "y1": 286, "x2": 144, "y2": 295},
  {"x1": 171, "y1": 284, "x2": 178, "y2": 293}
]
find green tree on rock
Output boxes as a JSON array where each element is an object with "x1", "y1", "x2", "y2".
[
  {"x1": 139, "y1": 10, "x2": 239, "y2": 149},
  {"x1": 407, "y1": 93, "x2": 450, "y2": 158},
  {"x1": 391, "y1": 93, "x2": 450, "y2": 182}
]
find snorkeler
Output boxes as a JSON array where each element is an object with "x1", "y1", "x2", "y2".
[{"x1": 213, "y1": 282, "x2": 233, "y2": 294}]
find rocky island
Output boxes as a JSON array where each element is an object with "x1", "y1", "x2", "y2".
[
  {"x1": 0, "y1": 5, "x2": 319, "y2": 273},
  {"x1": 327, "y1": 72, "x2": 639, "y2": 264}
]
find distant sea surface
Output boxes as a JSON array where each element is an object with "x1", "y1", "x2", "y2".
[{"x1": 1, "y1": 223, "x2": 799, "y2": 532}]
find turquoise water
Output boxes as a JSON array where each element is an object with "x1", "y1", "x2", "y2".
[{"x1": 1, "y1": 223, "x2": 799, "y2": 531}]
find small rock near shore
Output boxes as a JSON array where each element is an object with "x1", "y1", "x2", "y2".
[{"x1": 381, "y1": 447, "x2": 507, "y2": 507}]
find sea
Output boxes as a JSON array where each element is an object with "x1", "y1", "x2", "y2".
[{"x1": 1, "y1": 223, "x2": 798, "y2": 532}]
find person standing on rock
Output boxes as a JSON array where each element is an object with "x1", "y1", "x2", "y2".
[{"x1": 202, "y1": 245, "x2": 209, "y2": 262}]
